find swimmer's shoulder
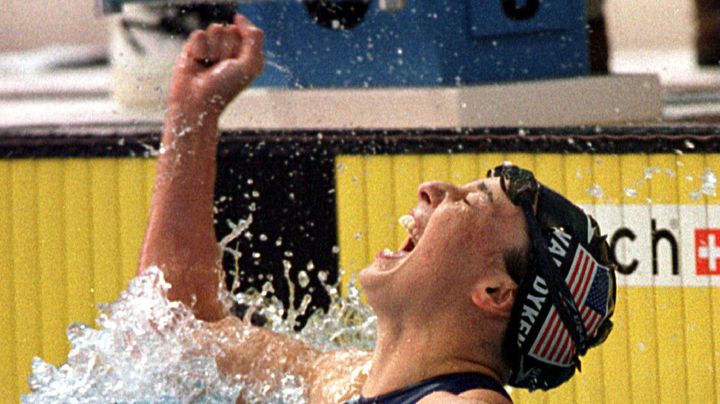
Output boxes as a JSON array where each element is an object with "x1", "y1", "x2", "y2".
[
  {"x1": 308, "y1": 348, "x2": 373, "y2": 403},
  {"x1": 416, "y1": 388, "x2": 512, "y2": 404},
  {"x1": 459, "y1": 388, "x2": 513, "y2": 403}
]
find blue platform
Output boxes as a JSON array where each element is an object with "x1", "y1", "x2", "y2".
[{"x1": 240, "y1": 0, "x2": 589, "y2": 88}]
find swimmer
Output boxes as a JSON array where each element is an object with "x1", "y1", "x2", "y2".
[{"x1": 140, "y1": 15, "x2": 617, "y2": 403}]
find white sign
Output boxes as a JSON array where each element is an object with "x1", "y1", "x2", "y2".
[{"x1": 584, "y1": 204, "x2": 720, "y2": 287}]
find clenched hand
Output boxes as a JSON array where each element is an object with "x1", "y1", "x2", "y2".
[{"x1": 168, "y1": 14, "x2": 264, "y2": 116}]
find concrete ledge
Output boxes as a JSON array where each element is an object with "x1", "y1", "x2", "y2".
[
  {"x1": 220, "y1": 74, "x2": 663, "y2": 129},
  {"x1": 0, "y1": 71, "x2": 662, "y2": 129}
]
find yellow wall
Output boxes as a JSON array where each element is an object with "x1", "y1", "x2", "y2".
[
  {"x1": 0, "y1": 158, "x2": 155, "y2": 402},
  {"x1": 336, "y1": 153, "x2": 720, "y2": 403}
]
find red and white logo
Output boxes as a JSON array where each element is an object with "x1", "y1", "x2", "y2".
[{"x1": 696, "y1": 229, "x2": 720, "y2": 275}]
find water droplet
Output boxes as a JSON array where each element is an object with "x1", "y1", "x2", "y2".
[
  {"x1": 624, "y1": 188, "x2": 638, "y2": 197},
  {"x1": 261, "y1": 280, "x2": 275, "y2": 295},
  {"x1": 694, "y1": 168, "x2": 718, "y2": 198},
  {"x1": 297, "y1": 271, "x2": 310, "y2": 288},
  {"x1": 587, "y1": 184, "x2": 603, "y2": 198},
  {"x1": 644, "y1": 167, "x2": 660, "y2": 180}
]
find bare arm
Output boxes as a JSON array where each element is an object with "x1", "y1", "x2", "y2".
[
  {"x1": 138, "y1": 17, "x2": 370, "y2": 400},
  {"x1": 139, "y1": 15, "x2": 264, "y2": 321},
  {"x1": 206, "y1": 316, "x2": 370, "y2": 403},
  {"x1": 208, "y1": 317, "x2": 318, "y2": 391}
]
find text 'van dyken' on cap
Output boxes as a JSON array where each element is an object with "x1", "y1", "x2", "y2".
[{"x1": 487, "y1": 164, "x2": 617, "y2": 391}]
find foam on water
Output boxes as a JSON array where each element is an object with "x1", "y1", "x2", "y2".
[
  {"x1": 23, "y1": 219, "x2": 376, "y2": 403},
  {"x1": 23, "y1": 267, "x2": 242, "y2": 403}
]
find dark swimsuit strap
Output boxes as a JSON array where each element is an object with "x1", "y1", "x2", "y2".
[{"x1": 351, "y1": 372, "x2": 512, "y2": 404}]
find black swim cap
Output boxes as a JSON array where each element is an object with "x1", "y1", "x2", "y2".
[{"x1": 487, "y1": 164, "x2": 617, "y2": 391}]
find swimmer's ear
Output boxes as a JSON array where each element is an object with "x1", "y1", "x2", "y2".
[{"x1": 471, "y1": 281, "x2": 516, "y2": 319}]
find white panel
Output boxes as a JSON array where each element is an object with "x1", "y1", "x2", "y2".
[
  {"x1": 650, "y1": 204, "x2": 682, "y2": 287},
  {"x1": 589, "y1": 204, "x2": 720, "y2": 287},
  {"x1": 620, "y1": 204, "x2": 654, "y2": 287},
  {"x1": 593, "y1": 204, "x2": 627, "y2": 286},
  {"x1": 679, "y1": 205, "x2": 710, "y2": 287}
]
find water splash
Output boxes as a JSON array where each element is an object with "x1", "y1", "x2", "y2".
[
  {"x1": 587, "y1": 184, "x2": 603, "y2": 199},
  {"x1": 643, "y1": 167, "x2": 660, "y2": 180},
  {"x1": 624, "y1": 188, "x2": 638, "y2": 198},
  {"x1": 23, "y1": 267, "x2": 242, "y2": 403},
  {"x1": 232, "y1": 271, "x2": 376, "y2": 353},
  {"x1": 690, "y1": 168, "x2": 718, "y2": 200},
  {"x1": 219, "y1": 215, "x2": 253, "y2": 257},
  {"x1": 23, "y1": 221, "x2": 376, "y2": 403}
]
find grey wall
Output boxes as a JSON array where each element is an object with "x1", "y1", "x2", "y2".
[{"x1": 0, "y1": 0, "x2": 107, "y2": 52}]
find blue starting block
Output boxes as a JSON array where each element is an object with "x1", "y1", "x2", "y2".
[{"x1": 242, "y1": 0, "x2": 589, "y2": 88}]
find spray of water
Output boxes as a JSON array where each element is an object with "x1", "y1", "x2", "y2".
[
  {"x1": 690, "y1": 168, "x2": 718, "y2": 200},
  {"x1": 23, "y1": 267, "x2": 242, "y2": 403},
  {"x1": 23, "y1": 217, "x2": 376, "y2": 403}
]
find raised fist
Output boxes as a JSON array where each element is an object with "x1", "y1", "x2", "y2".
[{"x1": 168, "y1": 14, "x2": 264, "y2": 115}]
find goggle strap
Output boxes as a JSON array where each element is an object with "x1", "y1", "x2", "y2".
[{"x1": 521, "y1": 200, "x2": 590, "y2": 356}]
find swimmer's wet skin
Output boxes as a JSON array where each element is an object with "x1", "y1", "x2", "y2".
[{"x1": 139, "y1": 14, "x2": 617, "y2": 404}]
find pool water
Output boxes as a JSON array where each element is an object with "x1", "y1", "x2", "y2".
[{"x1": 22, "y1": 218, "x2": 376, "y2": 403}]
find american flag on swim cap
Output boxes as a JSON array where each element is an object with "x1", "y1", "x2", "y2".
[{"x1": 528, "y1": 245, "x2": 611, "y2": 367}]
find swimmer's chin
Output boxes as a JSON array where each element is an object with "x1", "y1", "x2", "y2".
[
  {"x1": 360, "y1": 253, "x2": 409, "y2": 284},
  {"x1": 359, "y1": 258, "x2": 411, "y2": 310}
]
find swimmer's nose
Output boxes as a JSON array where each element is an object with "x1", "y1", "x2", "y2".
[{"x1": 418, "y1": 181, "x2": 465, "y2": 208}]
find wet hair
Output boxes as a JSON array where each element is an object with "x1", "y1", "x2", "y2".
[
  {"x1": 500, "y1": 241, "x2": 532, "y2": 369},
  {"x1": 503, "y1": 244, "x2": 532, "y2": 287},
  {"x1": 502, "y1": 204, "x2": 532, "y2": 287}
]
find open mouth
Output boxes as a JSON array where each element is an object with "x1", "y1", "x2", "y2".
[
  {"x1": 399, "y1": 235, "x2": 415, "y2": 253},
  {"x1": 377, "y1": 214, "x2": 419, "y2": 260},
  {"x1": 392, "y1": 213, "x2": 419, "y2": 254}
]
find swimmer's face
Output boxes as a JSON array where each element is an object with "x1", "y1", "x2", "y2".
[{"x1": 359, "y1": 177, "x2": 528, "y2": 317}]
